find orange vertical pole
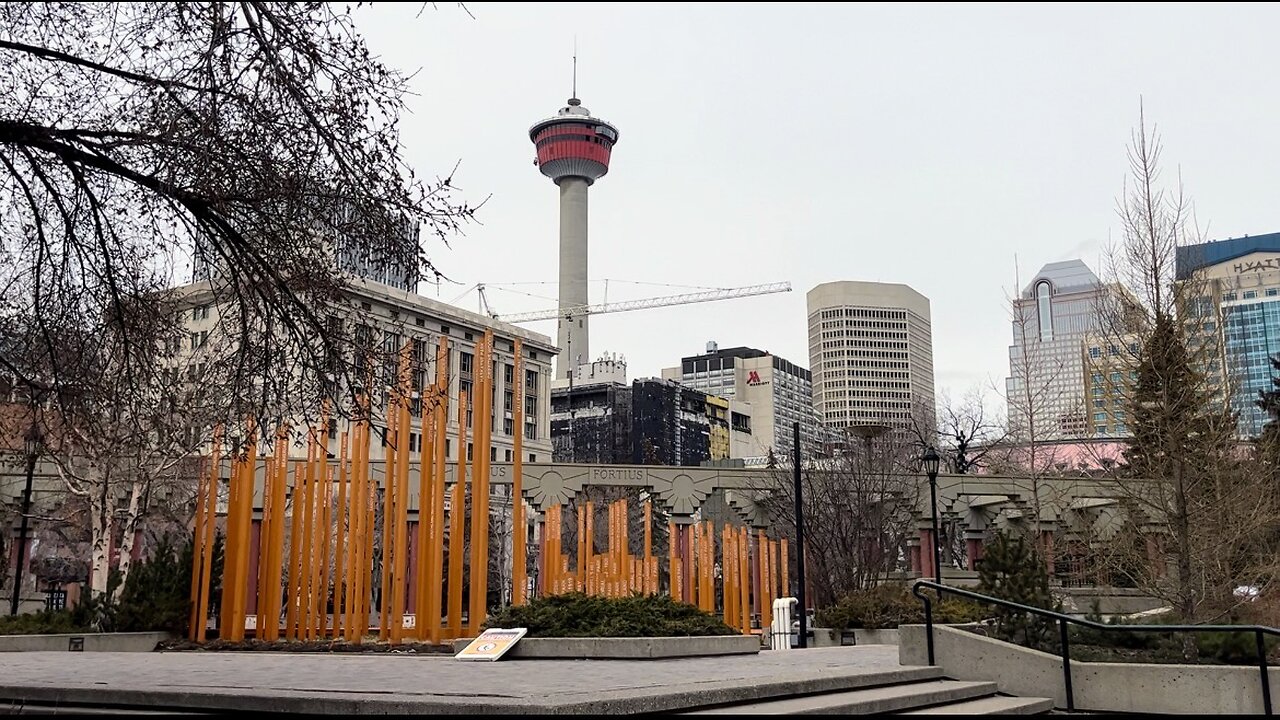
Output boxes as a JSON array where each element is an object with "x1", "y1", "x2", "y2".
[
  {"x1": 345, "y1": 421, "x2": 363, "y2": 642},
  {"x1": 670, "y1": 517, "x2": 680, "y2": 597},
  {"x1": 299, "y1": 436, "x2": 316, "y2": 641},
  {"x1": 759, "y1": 536, "x2": 769, "y2": 629},
  {"x1": 217, "y1": 446, "x2": 239, "y2": 638},
  {"x1": 379, "y1": 394, "x2": 396, "y2": 641},
  {"x1": 429, "y1": 339, "x2": 448, "y2": 642},
  {"x1": 284, "y1": 460, "x2": 303, "y2": 641},
  {"x1": 643, "y1": 501, "x2": 652, "y2": 596},
  {"x1": 188, "y1": 461, "x2": 209, "y2": 642},
  {"x1": 312, "y1": 420, "x2": 330, "y2": 639},
  {"x1": 360, "y1": 412, "x2": 377, "y2": 641},
  {"x1": 195, "y1": 428, "x2": 221, "y2": 643},
  {"x1": 391, "y1": 345, "x2": 412, "y2": 643},
  {"x1": 738, "y1": 527, "x2": 750, "y2": 634},
  {"x1": 511, "y1": 340, "x2": 526, "y2": 606},
  {"x1": 416, "y1": 407, "x2": 434, "y2": 642},
  {"x1": 317, "y1": 432, "x2": 335, "y2": 639},
  {"x1": 576, "y1": 503, "x2": 586, "y2": 591},
  {"x1": 257, "y1": 456, "x2": 275, "y2": 639},
  {"x1": 332, "y1": 433, "x2": 349, "y2": 641},
  {"x1": 357, "y1": 413, "x2": 375, "y2": 642},
  {"x1": 447, "y1": 391, "x2": 468, "y2": 638},
  {"x1": 621, "y1": 498, "x2": 630, "y2": 595},
  {"x1": 267, "y1": 432, "x2": 289, "y2": 641},
  {"x1": 584, "y1": 501, "x2": 595, "y2": 595},
  {"x1": 727, "y1": 525, "x2": 737, "y2": 625},
  {"x1": 231, "y1": 431, "x2": 256, "y2": 642}
]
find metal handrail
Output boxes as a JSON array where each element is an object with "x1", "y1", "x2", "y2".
[{"x1": 911, "y1": 579, "x2": 1279, "y2": 714}]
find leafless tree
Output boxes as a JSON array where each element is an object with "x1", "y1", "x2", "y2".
[
  {"x1": 1, "y1": 2, "x2": 478, "y2": 426},
  {"x1": 760, "y1": 428, "x2": 921, "y2": 607},
  {"x1": 1091, "y1": 104, "x2": 1280, "y2": 644},
  {"x1": 925, "y1": 386, "x2": 1009, "y2": 475}
]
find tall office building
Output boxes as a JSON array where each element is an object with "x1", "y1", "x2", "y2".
[
  {"x1": 1176, "y1": 231, "x2": 1280, "y2": 437},
  {"x1": 1004, "y1": 260, "x2": 1118, "y2": 441},
  {"x1": 661, "y1": 342, "x2": 816, "y2": 455},
  {"x1": 807, "y1": 282, "x2": 936, "y2": 432}
]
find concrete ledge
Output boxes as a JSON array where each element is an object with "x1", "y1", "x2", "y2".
[
  {"x1": 900, "y1": 624, "x2": 1280, "y2": 714},
  {"x1": 0, "y1": 632, "x2": 172, "y2": 653},
  {"x1": 450, "y1": 635, "x2": 761, "y2": 659},
  {"x1": 854, "y1": 628, "x2": 900, "y2": 646}
]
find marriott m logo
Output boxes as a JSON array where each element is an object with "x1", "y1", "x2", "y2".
[{"x1": 747, "y1": 370, "x2": 765, "y2": 386}]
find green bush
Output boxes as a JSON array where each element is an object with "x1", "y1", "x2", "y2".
[
  {"x1": 816, "y1": 584, "x2": 989, "y2": 630},
  {"x1": 0, "y1": 532, "x2": 222, "y2": 637},
  {"x1": 483, "y1": 593, "x2": 738, "y2": 638},
  {"x1": 0, "y1": 608, "x2": 89, "y2": 635},
  {"x1": 977, "y1": 531, "x2": 1061, "y2": 652}
]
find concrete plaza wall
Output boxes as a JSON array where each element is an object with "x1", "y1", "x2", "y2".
[
  {"x1": 899, "y1": 624, "x2": 1279, "y2": 714},
  {"x1": 0, "y1": 632, "x2": 172, "y2": 653}
]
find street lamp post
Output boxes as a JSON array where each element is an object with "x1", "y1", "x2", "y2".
[
  {"x1": 10, "y1": 424, "x2": 42, "y2": 616},
  {"x1": 921, "y1": 446, "x2": 942, "y2": 585}
]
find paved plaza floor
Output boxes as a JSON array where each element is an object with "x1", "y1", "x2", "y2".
[{"x1": 0, "y1": 645, "x2": 911, "y2": 714}]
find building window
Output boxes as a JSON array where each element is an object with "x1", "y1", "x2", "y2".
[
  {"x1": 1223, "y1": 292, "x2": 1237, "y2": 302},
  {"x1": 505, "y1": 449, "x2": 512, "y2": 462},
  {"x1": 460, "y1": 352, "x2": 473, "y2": 375},
  {"x1": 1035, "y1": 280, "x2": 1053, "y2": 342},
  {"x1": 529, "y1": 453, "x2": 537, "y2": 462},
  {"x1": 44, "y1": 589, "x2": 67, "y2": 612},
  {"x1": 525, "y1": 421, "x2": 537, "y2": 440},
  {"x1": 503, "y1": 417, "x2": 514, "y2": 435},
  {"x1": 1244, "y1": 290, "x2": 1258, "y2": 299},
  {"x1": 1267, "y1": 289, "x2": 1278, "y2": 297},
  {"x1": 1088, "y1": 347, "x2": 1101, "y2": 359},
  {"x1": 467, "y1": 443, "x2": 473, "y2": 462},
  {"x1": 490, "y1": 447, "x2": 497, "y2": 462}
]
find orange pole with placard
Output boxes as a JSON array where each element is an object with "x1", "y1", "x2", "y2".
[{"x1": 391, "y1": 344, "x2": 412, "y2": 643}]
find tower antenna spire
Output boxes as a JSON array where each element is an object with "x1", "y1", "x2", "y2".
[{"x1": 572, "y1": 37, "x2": 578, "y2": 100}]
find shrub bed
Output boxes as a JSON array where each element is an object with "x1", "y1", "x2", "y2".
[
  {"x1": 815, "y1": 584, "x2": 989, "y2": 631},
  {"x1": 484, "y1": 593, "x2": 738, "y2": 638}
]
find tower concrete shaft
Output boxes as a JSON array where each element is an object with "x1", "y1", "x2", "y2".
[{"x1": 557, "y1": 178, "x2": 589, "y2": 379}]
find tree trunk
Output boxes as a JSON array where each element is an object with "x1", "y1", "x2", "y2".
[
  {"x1": 90, "y1": 486, "x2": 114, "y2": 596},
  {"x1": 1171, "y1": 458, "x2": 1198, "y2": 660},
  {"x1": 114, "y1": 479, "x2": 147, "y2": 598}
]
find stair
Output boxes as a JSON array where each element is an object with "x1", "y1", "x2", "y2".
[{"x1": 678, "y1": 674, "x2": 1052, "y2": 715}]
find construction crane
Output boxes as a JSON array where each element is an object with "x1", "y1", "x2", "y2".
[{"x1": 472, "y1": 281, "x2": 792, "y2": 324}]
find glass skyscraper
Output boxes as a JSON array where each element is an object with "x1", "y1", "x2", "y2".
[{"x1": 1177, "y1": 231, "x2": 1280, "y2": 437}]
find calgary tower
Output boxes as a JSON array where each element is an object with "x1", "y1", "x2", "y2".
[{"x1": 529, "y1": 81, "x2": 619, "y2": 380}]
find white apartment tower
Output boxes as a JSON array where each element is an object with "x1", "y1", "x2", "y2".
[
  {"x1": 807, "y1": 282, "x2": 936, "y2": 432},
  {"x1": 1004, "y1": 260, "x2": 1109, "y2": 441}
]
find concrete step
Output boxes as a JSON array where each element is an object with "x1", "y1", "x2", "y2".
[
  {"x1": 683, "y1": 679, "x2": 998, "y2": 715},
  {"x1": 898, "y1": 695, "x2": 1055, "y2": 715}
]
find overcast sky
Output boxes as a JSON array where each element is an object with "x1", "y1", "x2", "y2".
[{"x1": 357, "y1": 2, "x2": 1280, "y2": 409}]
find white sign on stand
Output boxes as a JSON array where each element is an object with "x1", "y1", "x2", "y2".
[{"x1": 454, "y1": 628, "x2": 528, "y2": 661}]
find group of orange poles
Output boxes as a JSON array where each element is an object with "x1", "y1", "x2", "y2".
[{"x1": 186, "y1": 330, "x2": 793, "y2": 644}]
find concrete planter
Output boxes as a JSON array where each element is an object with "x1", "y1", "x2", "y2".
[
  {"x1": 853, "y1": 628, "x2": 900, "y2": 645},
  {"x1": 451, "y1": 635, "x2": 760, "y2": 659},
  {"x1": 0, "y1": 631, "x2": 173, "y2": 653},
  {"x1": 900, "y1": 624, "x2": 1280, "y2": 714}
]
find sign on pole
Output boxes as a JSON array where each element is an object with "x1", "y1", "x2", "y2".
[{"x1": 454, "y1": 627, "x2": 528, "y2": 661}]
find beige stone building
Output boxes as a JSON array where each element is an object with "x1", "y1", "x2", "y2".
[{"x1": 174, "y1": 276, "x2": 558, "y2": 465}]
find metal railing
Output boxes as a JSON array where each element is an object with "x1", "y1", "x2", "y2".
[{"x1": 911, "y1": 579, "x2": 1279, "y2": 714}]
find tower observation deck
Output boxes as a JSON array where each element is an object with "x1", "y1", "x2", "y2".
[{"x1": 529, "y1": 97, "x2": 619, "y2": 380}]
